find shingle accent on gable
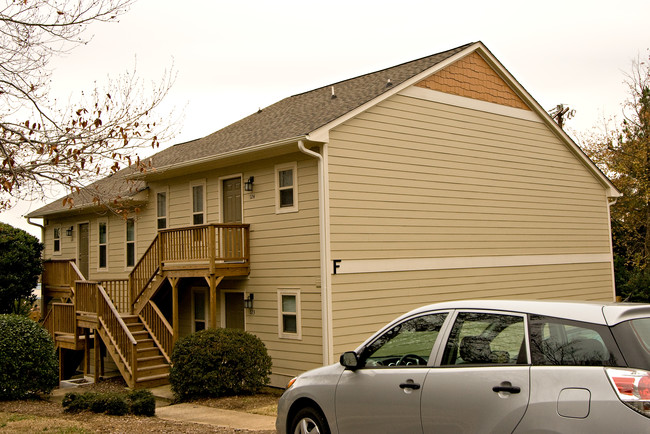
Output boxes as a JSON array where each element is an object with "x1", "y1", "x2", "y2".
[{"x1": 415, "y1": 51, "x2": 530, "y2": 111}]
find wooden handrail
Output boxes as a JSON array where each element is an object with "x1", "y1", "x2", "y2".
[
  {"x1": 129, "y1": 224, "x2": 250, "y2": 310},
  {"x1": 139, "y1": 300, "x2": 173, "y2": 363},
  {"x1": 101, "y1": 279, "x2": 129, "y2": 313}
]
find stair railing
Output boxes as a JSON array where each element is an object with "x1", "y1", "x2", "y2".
[
  {"x1": 129, "y1": 234, "x2": 161, "y2": 312},
  {"x1": 139, "y1": 300, "x2": 173, "y2": 363},
  {"x1": 76, "y1": 281, "x2": 138, "y2": 380}
]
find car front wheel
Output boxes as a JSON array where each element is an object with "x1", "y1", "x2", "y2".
[{"x1": 291, "y1": 407, "x2": 330, "y2": 434}]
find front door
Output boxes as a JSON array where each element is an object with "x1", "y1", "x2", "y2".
[
  {"x1": 222, "y1": 178, "x2": 242, "y2": 223},
  {"x1": 224, "y1": 292, "x2": 245, "y2": 329},
  {"x1": 78, "y1": 223, "x2": 89, "y2": 278},
  {"x1": 222, "y1": 178, "x2": 242, "y2": 259}
]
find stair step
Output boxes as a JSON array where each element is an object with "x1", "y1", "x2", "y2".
[
  {"x1": 138, "y1": 355, "x2": 167, "y2": 367},
  {"x1": 137, "y1": 364, "x2": 170, "y2": 377},
  {"x1": 137, "y1": 347, "x2": 161, "y2": 358},
  {"x1": 134, "y1": 372, "x2": 170, "y2": 389}
]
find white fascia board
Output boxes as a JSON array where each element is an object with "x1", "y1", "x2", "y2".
[
  {"x1": 308, "y1": 43, "x2": 482, "y2": 141},
  {"x1": 309, "y1": 41, "x2": 620, "y2": 199},
  {"x1": 399, "y1": 86, "x2": 541, "y2": 123},
  {"x1": 474, "y1": 43, "x2": 621, "y2": 199},
  {"x1": 130, "y1": 135, "x2": 310, "y2": 180}
]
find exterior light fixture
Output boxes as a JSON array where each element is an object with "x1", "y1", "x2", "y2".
[
  {"x1": 66, "y1": 226, "x2": 74, "y2": 236},
  {"x1": 244, "y1": 176, "x2": 255, "y2": 192},
  {"x1": 244, "y1": 293, "x2": 254, "y2": 310}
]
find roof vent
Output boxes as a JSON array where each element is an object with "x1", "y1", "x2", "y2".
[
  {"x1": 257, "y1": 107, "x2": 262, "y2": 114},
  {"x1": 386, "y1": 79, "x2": 392, "y2": 87},
  {"x1": 331, "y1": 86, "x2": 337, "y2": 99}
]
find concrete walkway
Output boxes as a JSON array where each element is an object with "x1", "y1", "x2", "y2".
[
  {"x1": 155, "y1": 403, "x2": 276, "y2": 432},
  {"x1": 150, "y1": 385, "x2": 277, "y2": 432}
]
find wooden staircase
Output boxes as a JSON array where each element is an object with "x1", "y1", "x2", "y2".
[
  {"x1": 42, "y1": 224, "x2": 251, "y2": 389},
  {"x1": 103, "y1": 314, "x2": 170, "y2": 388}
]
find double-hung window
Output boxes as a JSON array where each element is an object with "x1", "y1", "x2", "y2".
[
  {"x1": 278, "y1": 289, "x2": 301, "y2": 339},
  {"x1": 126, "y1": 218, "x2": 135, "y2": 268},
  {"x1": 98, "y1": 221, "x2": 107, "y2": 269},
  {"x1": 156, "y1": 191, "x2": 167, "y2": 229},
  {"x1": 53, "y1": 227, "x2": 61, "y2": 253},
  {"x1": 191, "y1": 183, "x2": 205, "y2": 225},
  {"x1": 275, "y1": 162, "x2": 298, "y2": 213}
]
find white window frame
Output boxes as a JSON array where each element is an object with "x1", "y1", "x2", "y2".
[
  {"x1": 190, "y1": 180, "x2": 207, "y2": 225},
  {"x1": 275, "y1": 162, "x2": 298, "y2": 214},
  {"x1": 156, "y1": 188, "x2": 169, "y2": 230},
  {"x1": 125, "y1": 218, "x2": 136, "y2": 269},
  {"x1": 278, "y1": 288, "x2": 302, "y2": 339},
  {"x1": 53, "y1": 226, "x2": 62, "y2": 255},
  {"x1": 98, "y1": 220, "x2": 108, "y2": 270}
]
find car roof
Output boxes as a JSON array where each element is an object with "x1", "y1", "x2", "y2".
[{"x1": 403, "y1": 300, "x2": 650, "y2": 326}]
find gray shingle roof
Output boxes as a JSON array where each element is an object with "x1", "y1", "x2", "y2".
[{"x1": 28, "y1": 43, "x2": 474, "y2": 217}]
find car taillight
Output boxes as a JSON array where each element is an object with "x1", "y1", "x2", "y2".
[{"x1": 606, "y1": 368, "x2": 650, "y2": 417}]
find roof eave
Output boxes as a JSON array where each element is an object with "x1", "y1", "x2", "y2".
[{"x1": 131, "y1": 135, "x2": 314, "y2": 181}]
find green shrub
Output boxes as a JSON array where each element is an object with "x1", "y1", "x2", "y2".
[
  {"x1": 62, "y1": 392, "x2": 94, "y2": 413},
  {"x1": 128, "y1": 389, "x2": 156, "y2": 416},
  {"x1": 170, "y1": 328, "x2": 272, "y2": 401},
  {"x1": 63, "y1": 390, "x2": 154, "y2": 416},
  {"x1": 0, "y1": 314, "x2": 58, "y2": 400},
  {"x1": 104, "y1": 395, "x2": 129, "y2": 416}
]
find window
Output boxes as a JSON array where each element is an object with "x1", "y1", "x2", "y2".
[
  {"x1": 529, "y1": 316, "x2": 621, "y2": 366},
  {"x1": 53, "y1": 227, "x2": 61, "y2": 253},
  {"x1": 441, "y1": 312, "x2": 526, "y2": 365},
  {"x1": 156, "y1": 191, "x2": 167, "y2": 229},
  {"x1": 98, "y1": 221, "x2": 107, "y2": 269},
  {"x1": 275, "y1": 162, "x2": 298, "y2": 213},
  {"x1": 193, "y1": 290, "x2": 207, "y2": 332},
  {"x1": 191, "y1": 183, "x2": 205, "y2": 225},
  {"x1": 362, "y1": 313, "x2": 448, "y2": 368},
  {"x1": 278, "y1": 289, "x2": 301, "y2": 339},
  {"x1": 126, "y1": 219, "x2": 135, "y2": 268}
]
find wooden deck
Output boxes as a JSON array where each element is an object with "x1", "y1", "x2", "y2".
[{"x1": 41, "y1": 224, "x2": 251, "y2": 388}]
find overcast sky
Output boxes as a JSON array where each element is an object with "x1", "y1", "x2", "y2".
[{"x1": 3, "y1": 0, "x2": 650, "y2": 238}]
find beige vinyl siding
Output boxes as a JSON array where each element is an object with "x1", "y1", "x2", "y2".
[
  {"x1": 330, "y1": 262, "x2": 614, "y2": 354},
  {"x1": 328, "y1": 93, "x2": 611, "y2": 260},
  {"x1": 327, "y1": 92, "x2": 614, "y2": 355},
  {"x1": 240, "y1": 155, "x2": 324, "y2": 380}
]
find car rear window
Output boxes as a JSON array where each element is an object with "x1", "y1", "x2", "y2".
[
  {"x1": 612, "y1": 318, "x2": 650, "y2": 370},
  {"x1": 529, "y1": 315, "x2": 624, "y2": 367}
]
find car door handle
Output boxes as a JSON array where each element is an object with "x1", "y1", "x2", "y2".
[
  {"x1": 399, "y1": 382, "x2": 421, "y2": 390},
  {"x1": 492, "y1": 384, "x2": 521, "y2": 394}
]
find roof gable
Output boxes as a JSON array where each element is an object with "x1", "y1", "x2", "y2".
[
  {"x1": 415, "y1": 51, "x2": 531, "y2": 111},
  {"x1": 27, "y1": 41, "x2": 619, "y2": 218}
]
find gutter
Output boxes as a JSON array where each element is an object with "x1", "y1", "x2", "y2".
[
  {"x1": 131, "y1": 135, "x2": 309, "y2": 180},
  {"x1": 27, "y1": 217, "x2": 44, "y2": 230},
  {"x1": 298, "y1": 139, "x2": 333, "y2": 366}
]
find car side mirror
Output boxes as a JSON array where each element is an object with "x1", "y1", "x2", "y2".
[{"x1": 340, "y1": 351, "x2": 361, "y2": 370}]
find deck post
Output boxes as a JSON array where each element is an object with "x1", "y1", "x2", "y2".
[{"x1": 170, "y1": 277, "x2": 179, "y2": 344}]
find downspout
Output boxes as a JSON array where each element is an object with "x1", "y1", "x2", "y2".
[
  {"x1": 298, "y1": 139, "x2": 333, "y2": 365},
  {"x1": 607, "y1": 196, "x2": 619, "y2": 301}
]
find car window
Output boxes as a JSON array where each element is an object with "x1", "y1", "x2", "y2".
[
  {"x1": 441, "y1": 312, "x2": 526, "y2": 365},
  {"x1": 529, "y1": 315, "x2": 620, "y2": 366},
  {"x1": 362, "y1": 313, "x2": 447, "y2": 368}
]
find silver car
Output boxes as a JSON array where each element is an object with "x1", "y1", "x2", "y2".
[{"x1": 276, "y1": 300, "x2": 650, "y2": 433}]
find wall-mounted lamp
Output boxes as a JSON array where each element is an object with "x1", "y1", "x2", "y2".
[
  {"x1": 66, "y1": 226, "x2": 74, "y2": 237},
  {"x1": 244, "y1": 176, "x2": 255, "y2": 192},
  {"x1": 244, "y1": 293, "x2": 254, "y2": 311}
]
